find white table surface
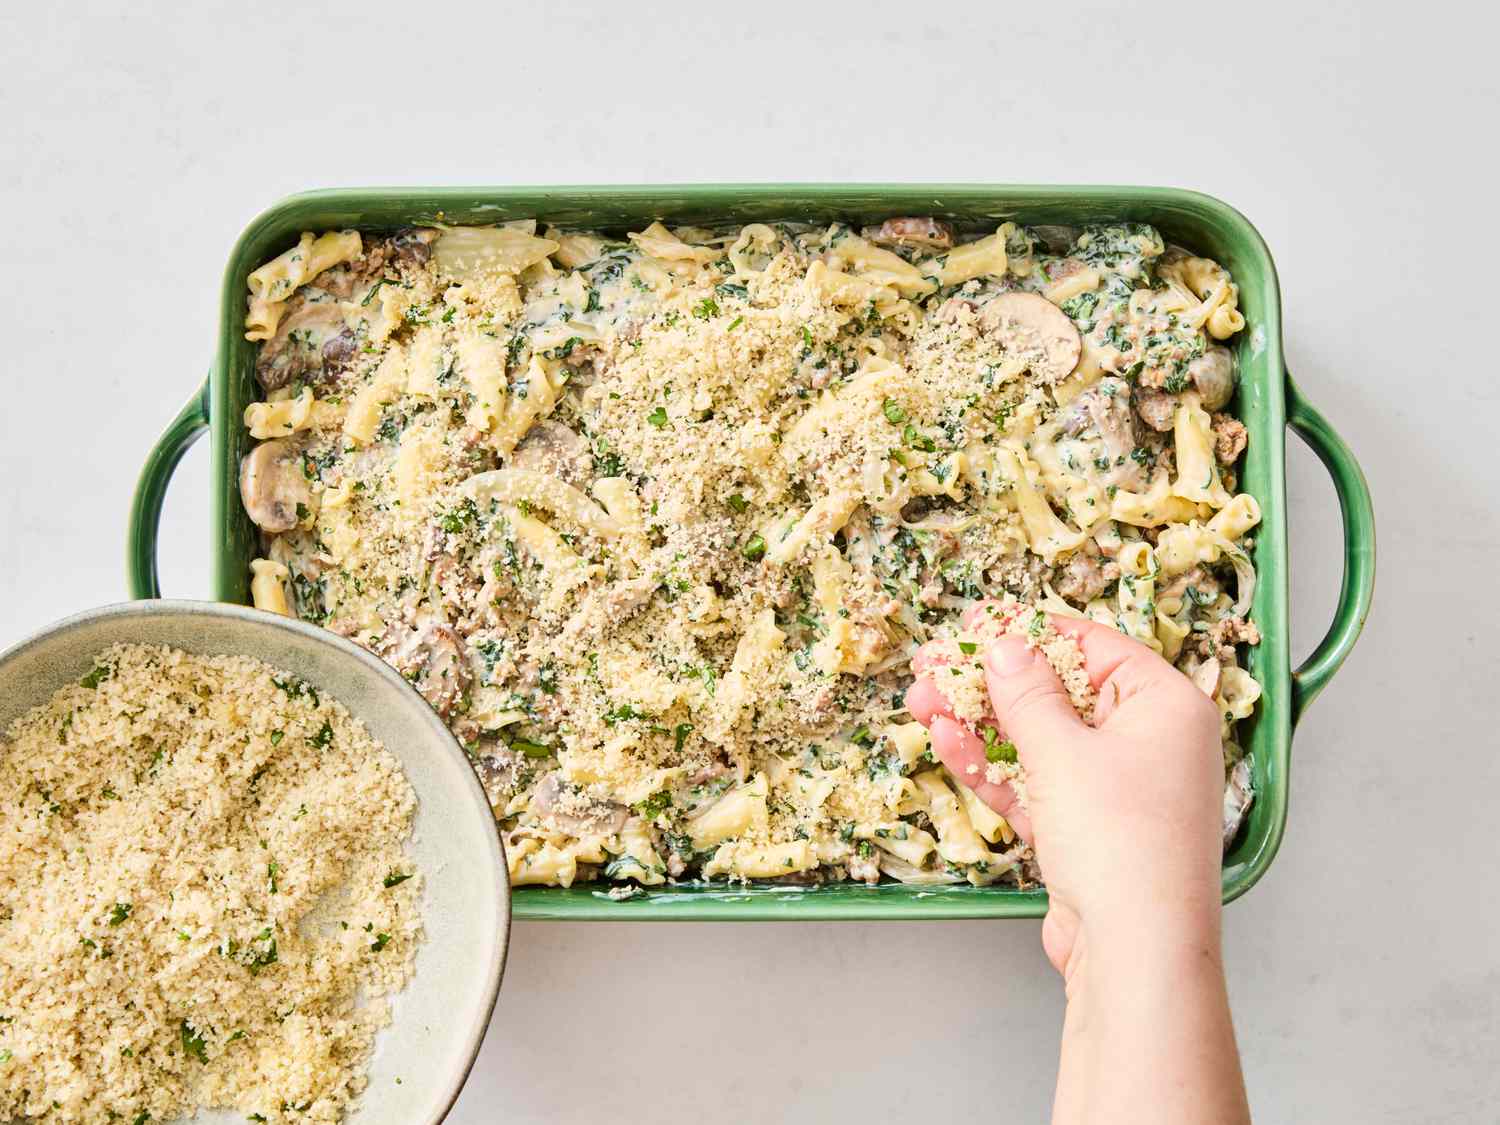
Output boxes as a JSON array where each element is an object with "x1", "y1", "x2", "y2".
[{"x1": 2, "y1": 1, "x2": 1494, "y2": 1120}]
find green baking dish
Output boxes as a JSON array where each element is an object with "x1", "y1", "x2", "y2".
[{"x1": 126, "y1": 184, "x2": 1375, "y2": 921}]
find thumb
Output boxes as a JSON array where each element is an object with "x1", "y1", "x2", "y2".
[{"x1": 983, "y1": 635, "x2": 1089, "y2": 756}]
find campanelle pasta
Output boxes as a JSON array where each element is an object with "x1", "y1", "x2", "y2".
[{"x1": 239, "y1": 217, "x2": 1262, "y2": 890}]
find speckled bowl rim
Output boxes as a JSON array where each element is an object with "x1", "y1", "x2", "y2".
[{"x1": 0, "y1": 600, "x2": 508, "y2": 1124}]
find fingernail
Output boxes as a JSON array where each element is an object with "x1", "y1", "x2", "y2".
[{"x1": 986, "y1": 637, "x2": 1034, "y2": 676}]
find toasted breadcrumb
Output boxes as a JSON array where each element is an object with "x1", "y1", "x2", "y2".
[
  {"x1": 0, "y1": 644, "x2": 421, "y2": 1124},
  {"x1": 926, "y1": 598, "x2": 1097, "y2": 802}
]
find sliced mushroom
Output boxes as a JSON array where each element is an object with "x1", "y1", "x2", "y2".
[
  {"x1": 390, "y1": 227, "x2": 438, "y2": 267},
  {"x1": 531, "y1": 773, "x2": 628, "y2": 837},
  {"x1": 1222, "y1": 757, "x2": 1253, "y2": 849},
  {"x1": 389, "y1": 621, "x2": 472, "y2": 718},
  {"x1": 255, "y1": 301, "x2": 349, "y2": 392},
  {"x1": 239, "y1": 440, "x2": 314, "y2": 532},
  {"x1": 1188, "y1": 345, "x2": 1236, "y2": 411},
  {"x1": 508, "y1": 420, "x2": 592, "y2": 488},
  {"x1": 979, "y1": 291, "x2": 1082, "y2": 382},
  {"x1": 321, "y1": 328, "x2": 357, "y2": 375},
  {"x1": 866, "y1": 216, "x2": 955, "y2": 250}
]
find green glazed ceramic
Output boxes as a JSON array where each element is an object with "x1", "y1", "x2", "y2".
[{"x1": 126, "y1": 185, "x2": 1375, "y2": 920}]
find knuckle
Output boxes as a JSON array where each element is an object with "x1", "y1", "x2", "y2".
[{"x1": 1002, "y1": 677, "x2": 1063, "y2": 723}]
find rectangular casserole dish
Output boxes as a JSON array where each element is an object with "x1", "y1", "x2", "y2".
[{"x1": 126, "y1": 184, "x2": 1374, "y2": 920}]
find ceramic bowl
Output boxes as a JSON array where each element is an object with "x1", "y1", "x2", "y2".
[{"x1": 0, "y1": 600, "x2": 508, "y2": 1124}]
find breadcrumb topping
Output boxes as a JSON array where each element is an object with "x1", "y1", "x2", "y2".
[{"x1": 0, "y1": 644, "x2": 421, "y2": 1124}]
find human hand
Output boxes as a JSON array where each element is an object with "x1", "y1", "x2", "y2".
[{"x1": 905, "y1": 604, "x2": 1225, "y2": 980}]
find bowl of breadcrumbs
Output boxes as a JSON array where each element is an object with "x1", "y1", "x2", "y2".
[{"x1": 0, "y1": 601, "x2": 508, "y2": 1125}]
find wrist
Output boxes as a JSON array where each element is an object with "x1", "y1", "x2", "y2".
[{"x1": 1061, "y1": 898, "x2": 1222, "y2": 996}]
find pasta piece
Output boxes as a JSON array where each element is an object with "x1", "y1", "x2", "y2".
[
  {"x1": 1044, "y1": 266, "x2": 1100, "y2": 304},
  {"x1": 491, "y1": 357, "x2": 568, "y2": 457},
  {"x1": 1109, "y1": 472, "x2": 1205, "y2": 528},
  {"x1": 590, "y1": 477, "x2": 644, "y2": 535},
  {"x1": 456, "y1": 329, "x2": 508, "y2": 433},
  {"x1": 861, "y1": 822, "x2": 938, "y2": 867},
  {"x1": 343, "y1": 346, "x2": 408, "y2": 445},
  {"x1": 1155, "y1": 608, "x2": 1191, "y2": 662},
  {"x1": 627, "y1": 221, "x2": 720, "y2": 264},
  {"x1": 531, "y1": 319, "x2": 603, "y2": 352},
  {"x1": 404, "y1": 329, "x2": 447, "y2": 399},
  {"x1": 728, "y1": 223, "x2": 780, "y2": 274},
  {"x1": 394, "y1": 425, "x2": 444, "y2": 512},
  {"x1": 1116, "y1": 540, "x2": 1161, "y2": 650},
  {"x1": 606, "y1": 820, "x2": 667, "y2": 886},
  {"x1": 245, "y1": 230, "x2": 361, "y2": 340},
  {"x1": 1207, "y1": 494, "x2": 1262, "y2": 541},
  {"x1": 508, "y1": 506, "x2": 594, "y2": 606},
  {"x1": 1160, "y1": 256, "x2": 1246, "y2": 339},
  {"x1": 808, "y1": 547, "x2": 891, "y2": 675},
  {"x1": 1216, "y1": 665, "x2": 1262, "y2": 736},
  {"x1": 884, "y1": 722, "x2": 932, "y2": 770},
  {"x1": 942, "y1": 766, "x2": 1015, "y2": 845},
  {"x1": 464, "y1": 468, "x2": 620, "y2": 538},
  {"x1": 688, "y1": 773, "x2": 769, "y2": 849},
  {"x1": 1171, "y1": 395, "x2": 1234, "y2": 509},
  {"x1": 710, "y1": 610, "x2": 786, "y2": 737},
  {"x1": 244, "y1": 387, "x2": 315, "y2": 440},
  {"x1": 995, "y1": 446, "x2": 1086, "y2": 561},
  {"x1": 1155, "y1": 522, "x2": 1224, "y2": 576},
  {"x1": 763, "y1": 491, "x2": 861, "y2": 564},
  {"x1": 704, "y1": 840, "x2": 817, "y2": 879},
  {"x1": 912, "y1": 770, "x2": 991, "y2": 866},
  {"x1": 932, "y1": 223, "x2": 1016, "y2": 286},
  {"x1": 248, "y1": 558, "x2": 291, "y2": 616},
  {"x1": 827, "y1": 232, "x2": 936, "y2": 298},
  {"x1": 508, "y1": 839, "x2": 579, "y2": 888},
  {"x1": 433, "y1": 226, "x2": 559, "y2": 279},
  {"x1": 804, "y1": 261, "x2": 917, "y2": 329},
  {"x1": 550, "y1": 231, "x2": 606, "y2": 269}
]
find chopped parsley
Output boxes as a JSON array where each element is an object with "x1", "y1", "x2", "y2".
[
  {"x1": 646, "y1": 406, "x2": 669, "y2": 428},
  {"x1": 635, "y1": 790, "x2": 673, "y2": 820},
  {"x1": 741, "y1": 534, "x2": 767, "y2": 562},
  {"x1": 602, "y1": 703, "x2": 649, "y2": 725},
  {"x1": 383, "y1": 871, "x2": 413, "y2": 888},
  {"x1": 246, "y1": 928, "x2": 278, "y2": 975},
  {"x1": 180, "y1": 1020, "x2": 208, "y2": 1063},
  {"x1": 903, "y1": 424, "x2": 937, "y2": 453},
  {"x1": 108, "y1": 903, "x2": 132, "y2": 926},
  {"x1": 983, "y1": 727, "x2": 1019, "y2": 764},
  {"x1": 79, "y1": 663, "x2": 113, "y2": 689},
  {"x1": 510, "y1": 738, "x2": 553, "y2": 759}
]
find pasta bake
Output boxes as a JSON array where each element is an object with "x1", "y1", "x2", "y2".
[{"x1": 239, "y1": 215, "x2": 1261, "y2": 890}]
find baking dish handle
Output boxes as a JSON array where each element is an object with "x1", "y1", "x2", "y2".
[
  {"x1": 1285, "y1": 373, "x2": 1375, "y2": 724},
  {"x1": 127, "y1": 379, "x2": 211, "y2": 599}
]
